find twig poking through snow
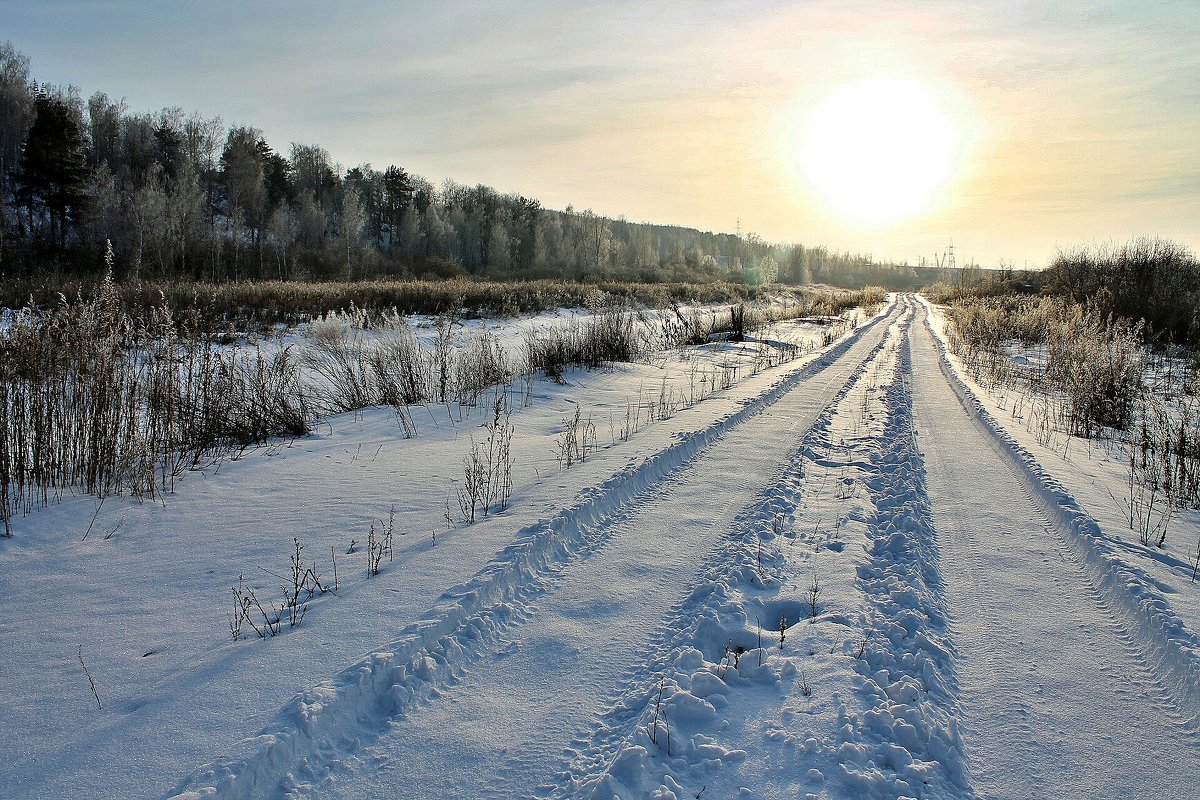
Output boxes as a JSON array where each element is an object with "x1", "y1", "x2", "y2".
[
  {"x1": 81, "y1": 496, "x2": 105, "y2": 542},
  {"x1": 77, "y1": 646, "x2": 101, "y2": 710}
]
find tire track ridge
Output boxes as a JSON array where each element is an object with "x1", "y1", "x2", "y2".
[
  {"x1": 1013, "y1": 477, "x2": 1196, "y2": 734},
  {"x1": 842, "y1": 308, "x2": 973, "y2": 798}
]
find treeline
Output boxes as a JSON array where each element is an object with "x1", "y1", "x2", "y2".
[{"x1": 0, "y1": 42, "x2": 924, "y2": 289}]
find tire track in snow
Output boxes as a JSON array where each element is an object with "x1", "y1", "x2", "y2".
[
  {"x1": 910, "y1": 307, "x2": 1200, "y2": 799},
  {"x1": 837, "y1": 306, "x2": 971, "y2": 800},
  {"x1": 296, "y1": 311, "x2": 908, "y2": 798},
  {"x1": 542, "y1": 298, "x2": 970, "y2": 800},
  {"x1": 1032, "y1": 497, "x2": 1200, "y2": 743},
  {"x1": 168, "y1": 301, "x2": 904, "y2": 800},
  {"x1": 306, "y1": 451, "x2": 769, "y2": 799}
]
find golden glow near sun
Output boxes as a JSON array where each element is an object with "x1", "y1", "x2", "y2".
[{"x1": 800, "y1": 77, "x2": 962, "y2": 226}]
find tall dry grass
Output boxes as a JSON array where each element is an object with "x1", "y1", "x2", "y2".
[
  {"x1": 0, "y1": 278, "x2": 310, "y2": 535},
  {"x1": 1, "y1": 277, "x2": 767, "y2": 328},
  {"x1": 944, "y1": 296, "x2": 1144, "y2": 435}
]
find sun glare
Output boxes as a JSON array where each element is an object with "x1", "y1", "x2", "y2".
[{"x1": 800, "y1": 77, "x2": 962, "y2": 226}]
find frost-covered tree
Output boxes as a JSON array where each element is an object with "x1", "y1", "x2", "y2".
[
  {"x1": 487, "y1": 217, "x2": 510, "y2": 271},
  {"x1": 340, "y1": 186, "x2": 365, "y2": 280},
  {"x1": 397, "y1": 206, "x2": 420, "y2": 262},
  {"x1": 266, "y1": 202, "x2": 297, "y2": 279},
  {"x1": 164, "y1": 163, "x2": 208, "y2": 277},
  {"x1": 124, "y1": 166, "x2": 168, "y2": 278},
  {"x1": 220, "y1": 127, "x2": 268, "y2": 276},
  {"x1": 0, "y1": 42, "x2": 34, "y2": 218},
  {"x1": 296, "y1": 190, "x2": 325, "y2": 248},
  {"x1": 290, "y1": 142, "x2": 335, "y2": 206},
  {"x1": 86, "y1": 92, "x2": 124, "y2": 172},
  {"x1": 421, "y1": 201, "x2": 451, "y2": 261},
  {"x1": 758, "y1": 254, "x2": 779, "y2": 285}
]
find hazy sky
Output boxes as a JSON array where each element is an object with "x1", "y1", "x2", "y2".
[{"x1": 5, "y1": 0, "x2": 1198, "y2": 267}]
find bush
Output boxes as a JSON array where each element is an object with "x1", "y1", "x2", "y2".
[
  {"x1": 525, "y1": 307, "x2": 644, "y2": 377},
  {"x1": 944, "y1": 295, "x2": 1145, "y2": 435}
]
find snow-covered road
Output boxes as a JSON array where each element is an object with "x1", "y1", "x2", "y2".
[
  {"x1": 173, "y1": 297, "x2": 1199, "y2": 799},
  {"x1": 910, "y1": 308, "x2": 1200, "y2": 799}
]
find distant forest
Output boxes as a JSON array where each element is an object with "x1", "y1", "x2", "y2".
[{"x1": 0, "y1": 42, "x2": 948, "y2": 290}]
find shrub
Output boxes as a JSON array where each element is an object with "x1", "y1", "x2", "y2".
[{"x1": 944, "y1": 296, "x2": 1146, "y2": 435}]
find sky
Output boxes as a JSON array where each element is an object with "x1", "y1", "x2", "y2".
[{"x1": 4, "y1": 0, "x2": 1198, "y2": 268}]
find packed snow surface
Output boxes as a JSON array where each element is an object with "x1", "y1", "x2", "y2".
[{"x1": 2, "y1": 295, "x2": 1197, "y2": 799}]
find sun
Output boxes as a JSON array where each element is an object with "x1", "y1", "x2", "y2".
[{"x1": 799, "y1": 77, "x2": 962, "y2": 226}]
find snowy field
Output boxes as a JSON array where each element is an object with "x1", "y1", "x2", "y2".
[{"x1": 2, "y1": 294, "x2": 1198, "y2": 799}]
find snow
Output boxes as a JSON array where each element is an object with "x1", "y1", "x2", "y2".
[
  {"x1": 912, "y1": 304, "x2": 1200, "y2": 797},
  {"x1": 2, "y1": 292, "x2": 1197, "y2": 799},
  {"x1": 541, "y1": 301, "x2": 973, "y2": 800},
  {"x1": 170, "y1": 304, "x2": 897, "y2": 800}
]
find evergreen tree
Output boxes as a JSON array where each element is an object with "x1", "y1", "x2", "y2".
[
  {"x1": 15, "y1": 89, "x2": 91, "y2": 250},
  {"x1": 258, "y1": 140, "x2": 291, "y2": 209},
  {"x1": 381, "y1": 164, "x2": 413, "y2": 251},
  {"x1": 154, "y1": 115, "x2": 185, "y2": 183}
]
